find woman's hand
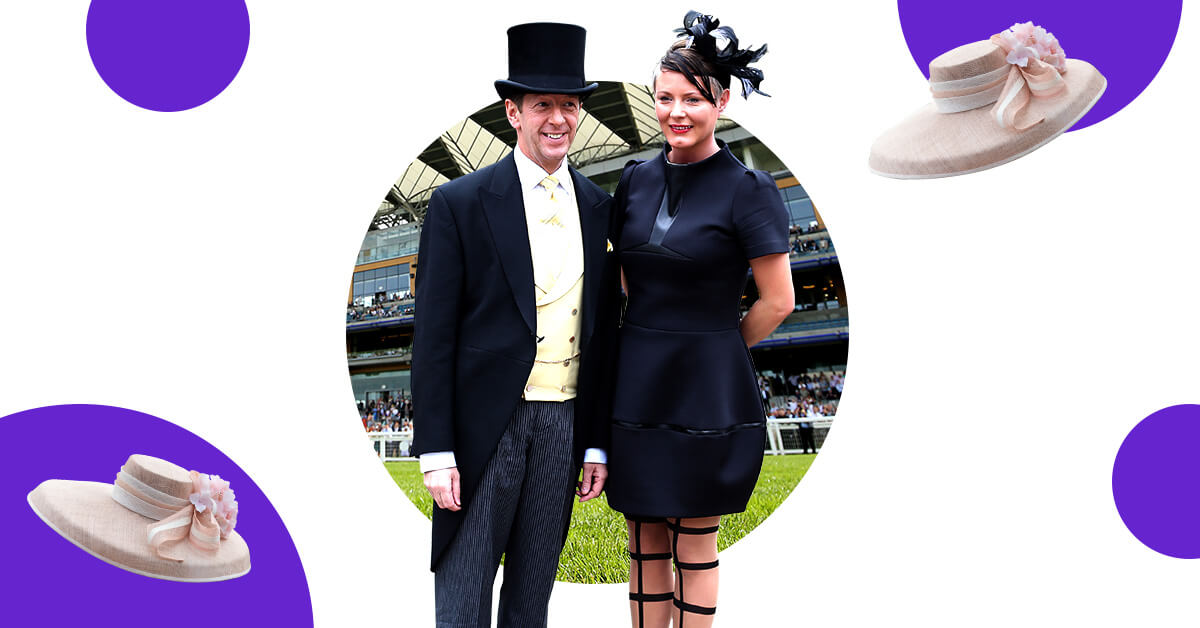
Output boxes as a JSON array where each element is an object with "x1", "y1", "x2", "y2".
[{"x1": 741, "y1": 253, "x2": 795, "y2": 347}]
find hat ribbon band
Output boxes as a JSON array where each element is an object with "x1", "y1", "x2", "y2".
[
  {"x1": 930, "y1": 37, "x2": 1067, "y2": 131},
  {"x1": 110, "y1": 469, "x2": 222, "y2": 563},
  {"x1": 930, "y1": 64, "x2": 1009, "y2": 113}
]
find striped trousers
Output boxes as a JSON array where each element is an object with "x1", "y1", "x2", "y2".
[{"x1": 435, "y1": 400, "x2": 576, "y2": 628}]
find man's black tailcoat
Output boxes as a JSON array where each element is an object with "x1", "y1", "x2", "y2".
[{"x1": 411, "y1": 153, "x2": 619, "y2": 570}]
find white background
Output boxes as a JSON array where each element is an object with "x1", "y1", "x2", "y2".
[{"x1": 1, "y1": 2, "x2": 1197, "y2": 625}]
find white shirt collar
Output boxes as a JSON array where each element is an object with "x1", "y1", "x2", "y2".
[{"x1": 512, "y1": 147, "x2": 575, "y2": 199}]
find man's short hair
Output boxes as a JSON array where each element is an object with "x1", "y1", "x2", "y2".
[
  {"x1": 504, "y1": 92, "x2": 528, "y2": 111},
  {"x1": 504, "y1": 91, "x2": 581, "y2": 112}
]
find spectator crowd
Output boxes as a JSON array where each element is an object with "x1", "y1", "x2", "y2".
[
  {"x1": 357, "y1": 370, "x2": 844, "y2": 438},
  {"x1": 758, "y1": 370, "x2": 843, "y2": 418},
  {"x1": 347, "y1": 292, "x2": 415, "y2": 323},
  {"x1": 348, "y1": 347, "x2": 413, "y2": 361},
  {"x1": 359, "y1": 395, "x2": 414, "y2": 433},
  {"x1": 789, "y1": 225, "x2": 835, "y2": 257}
]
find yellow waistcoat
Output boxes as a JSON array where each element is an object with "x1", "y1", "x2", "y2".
[{"x1": 522, "y1": 187, "x2": 584, "y2": 401}]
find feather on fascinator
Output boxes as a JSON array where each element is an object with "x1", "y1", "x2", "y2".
[{"x1": 673, "y1": 10, "x2": 769, "y2": 99}]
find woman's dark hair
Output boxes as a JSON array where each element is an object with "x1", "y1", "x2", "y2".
[
  {"x1": 655, "y1": 11, "x2": 769, "y2": 105},
  {"x1": 656, "y1": 39, "x2": 727, "y2": 106}
]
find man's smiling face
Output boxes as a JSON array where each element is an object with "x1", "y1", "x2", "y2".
[{"x1": 506, "y1": 92, "x2": 580, "y2": 173}]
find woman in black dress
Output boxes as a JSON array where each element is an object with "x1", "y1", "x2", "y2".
[{"x1": 605, "y1": 12, "x2": 795, "y2": 628}]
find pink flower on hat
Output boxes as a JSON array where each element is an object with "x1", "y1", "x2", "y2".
[
  {"x1": 1010, "y1": 21, "x2": 1036, "y2": 41},
  {"x1": 1005, "y1": 42, "x2": 1040, "y2": 67},
  {"x1": 188, "y1": 472, "x2": 239, "y2": 537},
  {"x1": 214, "y1": 485, "x2": 239, "y2": 539},
  {"x1": 208, "y1": 474, "x2": 229, "y2": 496},
  {"x1": 999, "y1": 21, "x2": 1068, "y2": 71},
  {"x1": 995, "y1": 29, "x2": 1034, "y2": 67},
  {"x1": 188, "y1": 471, "x2": 215, "y2": 513},
  {"x1": 1032, "y1": 27, "x2": 1067, "y2": 71},
  {"x1": 1031, "y1": 27, "x2": 1054, "y2": 52}
]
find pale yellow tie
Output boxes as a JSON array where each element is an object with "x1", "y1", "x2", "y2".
[
  {"x1": 537, "y1": 175, "x2": 564, "y2": 227},
  {"x1": 532, "y1": 175, "x2": 566, "y2": 293}
]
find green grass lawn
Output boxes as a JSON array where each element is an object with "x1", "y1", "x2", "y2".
[{"x1": 386, "y1": 454, "x2": 814, "y2": 584}]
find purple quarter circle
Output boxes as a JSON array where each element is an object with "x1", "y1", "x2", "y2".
[
  {"x1": 1, "y1": 405, "x2": 313, "y2": 626},
  {"x1": 1112, "y1": 404, "x2": 1200, "y2": 559},
  {"x1": 896, "y1": 0, "x2": 1182, "y2": 131},
  {"x1": 86, "y1": 0, "x2": 250, "y2": 111}
]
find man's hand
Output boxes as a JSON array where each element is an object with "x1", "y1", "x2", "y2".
[
  {"x1": 576, "y1": 462, "x2": 607, "y2": 503},
  {"x1": 424, "y1": 467, "x2": 461, "y2": 511}
]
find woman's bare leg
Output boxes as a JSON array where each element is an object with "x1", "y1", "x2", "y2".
[
  {"x1": 627, "y1": 518, "x2": 674, "y2": 628},
  {"x1": 668, "y1": 516, "x2": 720, "y2": 628}
]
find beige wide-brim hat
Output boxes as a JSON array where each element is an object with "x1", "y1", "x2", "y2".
[
  {"x1": 27, "y1": 454, "x2": 251, "y2": 582},
  {"x1": 870, "y1": 38, "x2": 1106, "y2": 179}
]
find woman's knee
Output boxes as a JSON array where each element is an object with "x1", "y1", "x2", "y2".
[
  {"x1": 668, "y1": 516, "x2": 720, "y2": 559},
  {"x1": 627, "y1": 519, "x2": 672, "y2": 553}
]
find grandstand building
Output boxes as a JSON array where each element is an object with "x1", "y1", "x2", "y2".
[{"x1": 349, "y1": 82, "x2": 847, "y2": 450}]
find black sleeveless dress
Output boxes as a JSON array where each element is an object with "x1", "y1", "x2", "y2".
[{"x1": 606, "y1": 142, "x2": 790, "y2": 518}]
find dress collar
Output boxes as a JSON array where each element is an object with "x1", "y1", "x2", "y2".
[{"x1": 662, "y1": 139, "x2": 734, "y2": 169}]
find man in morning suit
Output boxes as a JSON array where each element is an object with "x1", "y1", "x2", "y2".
[{"x1": 411, "y1": 22, "x2": 618, "y2": 628}]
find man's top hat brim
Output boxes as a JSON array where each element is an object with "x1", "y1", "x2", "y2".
[{"x1": 494, "y1": 79, "x2": 599, "y2": 101}]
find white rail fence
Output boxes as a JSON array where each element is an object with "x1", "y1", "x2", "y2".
[
  {"x1": 369, "y1": 417, "x2": 833, "y2": 462},
  {"x1": 369, "y1": 431, "x2": 414, "y2": 462},
  {"x1": 765, "y1": 418, "x2": 833, "y2": 455}
]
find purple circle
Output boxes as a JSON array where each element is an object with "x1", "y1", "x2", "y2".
[
  {"x1": 896, "y1": 1, "x2": 1181, "y2": 131},
  {"x1": 1, "y1": 405, "x2": 313, "y2": 625},
  {"x1": 86, "y1": 0, "x2": 250, "y2": 112},
  {"x1": 1112, "y1": 404, "x2": 1200, "y2": 559}
]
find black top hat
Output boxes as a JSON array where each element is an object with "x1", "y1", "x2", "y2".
[{"x1": 494, "y1": 23, "x2": 599, "y2": 101}]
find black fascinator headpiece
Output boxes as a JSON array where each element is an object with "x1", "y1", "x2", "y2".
[{"x1": 669, "y1": 10, "x2": 769, "y2": 101}]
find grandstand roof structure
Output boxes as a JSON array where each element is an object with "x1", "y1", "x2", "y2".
[{"x1": 372, "y1": 81, "x2": 739, "y2": 231}]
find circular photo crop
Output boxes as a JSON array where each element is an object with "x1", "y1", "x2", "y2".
[{"x1": 345, "y1": 81, "x2": 847, "y2": 583}]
